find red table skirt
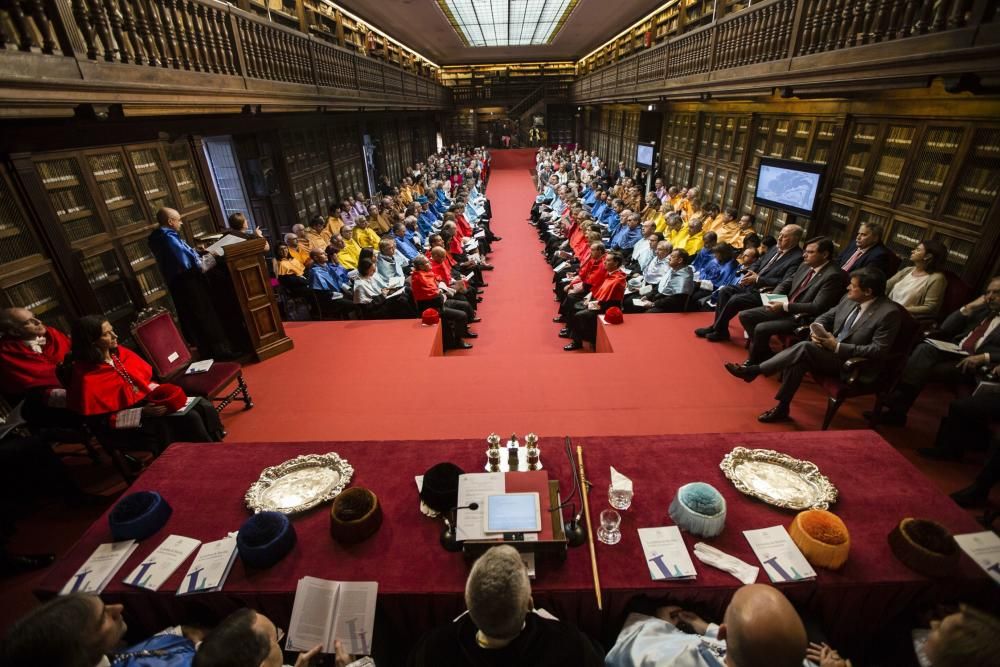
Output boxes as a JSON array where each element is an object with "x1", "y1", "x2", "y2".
[{"x1": 37, "y1": 432, "x2": 989, "y2": 663}]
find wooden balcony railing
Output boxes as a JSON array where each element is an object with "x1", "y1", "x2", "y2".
[
  {"x1": 0, "y1": 0, "x2": 449, "y2": 114},
  {"x1": 573, "y1": 0, "x2": 999, "y2": 103}
]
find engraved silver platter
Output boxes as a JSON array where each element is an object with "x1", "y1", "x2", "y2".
[
  {"x1": 720, "y1": 447, "x2": 838, "y2": 510},
  {"x1": 245, "y1": 452, "x2": 354, "y2": 514}
]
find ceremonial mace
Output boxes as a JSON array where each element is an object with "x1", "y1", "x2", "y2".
[{"x1": 576, "y1": 445, "x2": 602, "y2": 610}]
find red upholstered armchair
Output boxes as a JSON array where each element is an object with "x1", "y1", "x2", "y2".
[
  {"x1": 130, "y1": 308, "x2": 253, "y2": 412},
  {"x1": 807, "y1": 305, "x2": 920, "y2": 430}
]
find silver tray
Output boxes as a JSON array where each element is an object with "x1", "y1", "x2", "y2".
[
  {"x1": 245, "y1": 452, "x2": 354, "y2": 514},
  {"x1": 720, "y1": 447, "x2": 838, "y2": 511}
]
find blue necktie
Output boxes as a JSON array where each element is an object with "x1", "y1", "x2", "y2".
[{"x1": 837, "y1": 306, "x2": 860, "y2": 342}]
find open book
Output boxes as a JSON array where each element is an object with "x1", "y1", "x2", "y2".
[
  {"x1": 286, "y1": 577, "x2": 378, "y2": 655},
  {"x1": 923, "y1": 338, "x2": 969, "y2": 356}
]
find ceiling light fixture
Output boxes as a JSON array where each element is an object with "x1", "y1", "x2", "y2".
[{"x1": 437, "y1": 0, "x2": 580, "y2": 48}]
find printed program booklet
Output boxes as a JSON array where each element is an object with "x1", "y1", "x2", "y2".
[
  {"x1": 286, "y1": 577, "x2": 378, "y2": 655},
  {"x1": 177, "y1": 536, "x2": 238, "y2": 594},
  {"x1": 60, "y1": 540, "x2": 138, "y2": 594},
  {"x1": 743, "y1": 526, "x2": 817, "y2": 583},
  {"x1": 638, "y1": 526, "x2": 697, "y2": 580},
  {"x1": 124, "y1": 535, "x2": 201, "y2": 591}
]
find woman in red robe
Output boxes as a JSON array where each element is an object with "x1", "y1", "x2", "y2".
[{"x1": 65, "y1": 316, "x2": 224, "y2": 455}]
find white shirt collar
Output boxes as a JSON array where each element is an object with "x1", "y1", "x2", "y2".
[{"x1": 22, "y1": 335, "x2": 46, "y2": 354}]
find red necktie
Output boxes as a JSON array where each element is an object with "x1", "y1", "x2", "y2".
[
  {"x1": 841, "y1": 248, "x2": 864, "y2": 271},
  {"x1": 788, "y1": 270, "x2": 816, "y2": 303},
  {"x1": 960, "y1": 316, "x2": 995, "y2": 354}
]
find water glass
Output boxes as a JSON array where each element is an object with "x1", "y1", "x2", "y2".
[
  {"x1": 597, "y1": 509, "x2": 622, "y2": 545},
  {"x1": 608, "y1": 484, "x2": 633, "y2": 510}
]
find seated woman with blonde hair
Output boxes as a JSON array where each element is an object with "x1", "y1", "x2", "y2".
[{"x1": 886, "y1": 238, "x2": 949, "y2": 320}]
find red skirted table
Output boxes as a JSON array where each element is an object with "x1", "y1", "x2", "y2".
[{"x1": 37, "y1": 432, "x2": 989, "y2": 662}]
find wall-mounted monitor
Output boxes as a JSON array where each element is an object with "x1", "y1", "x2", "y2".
[
  {"x1": 636, "y1": 142, "x2": 655, "y2": 168},
  {"x1": 754, "y1": 157, "x2": 825, "y2": 218}
]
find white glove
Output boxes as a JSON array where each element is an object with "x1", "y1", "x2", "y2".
[{"x1": 693, "y1": 542, "x2": 759, "y2": 584}]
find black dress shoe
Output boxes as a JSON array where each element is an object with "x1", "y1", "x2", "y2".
[
  {"x1": 758, "y1": 405, "x2": 791, "y2": 423},
  {"x1": 864, "y1": 409, "x2": 907, "y2": 426},
  {"x1": 694, "y1": 326, "x2": 715, "y2": 338},
  {"x1": 479, "y1": 283, "x2": 489, "y2": 287},
  {"x1": 706, "y1": 331, "x2": 731, "y2": 342},
  {"x1": 724, "y1": 362, "x2": 759, "y2": 383},
  {"x1": 470, "y1": 317, "x2": 482, "y2": 323},
  {"x1": 1, "y1": 552, "x2": 55, "y2": 575},
  {"x1": 563, "y1": 341, "x2": 583, "y2": 351},
  {"x1": 558, "y1": 328, "x2": 572, "y2": 338},
  {"x1": 454, "y1": 342, "x2": 473, "y2": 350},
  {"x1": 950, "y1": 484, "x2": 990, "y2": 508},
  {"x1": 916, "y1": 447, "x2": 961, "y2": 461},
  {"x1": 553, "y1": 316, "x2": 566, "y2": 323},
  {"x1": 463, "y1": 331, "x2": 479, "y2": 339},
  {"x1": 493, "y1": 236, "x2": 502, "y2": 241}
]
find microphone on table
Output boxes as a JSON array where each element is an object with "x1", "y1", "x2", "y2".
[
  {"x1": 440, "y1": 502, "x2": 479, "y2": 552},
  {"x1": 551, "y1": 436, "x2": 587, "y2": 548}
]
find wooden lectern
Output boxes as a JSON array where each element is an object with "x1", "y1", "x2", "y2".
[{"x1": 216, "y1": 238, "x2": 293, "y2": 361}]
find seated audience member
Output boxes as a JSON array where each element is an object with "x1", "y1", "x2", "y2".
[
  {"x1": 275, "y1": 244, "x2": 306, "y2": 277},
  {"x1": 64, "y1": 316, "x2": 225, "y2": 454},
  {"x1": 691, "y1": 243, "x2": 739, "y2": 303},
  {"x1": 353, "y1": 258, "x2": 412, "y2": 319},
  {"x1": 918, "y1": 361, "x2": 1000, "y2": 464},
  {"x1": 7, "y1": 592, "x2": 243, "y2": 666},
  {"x1": 0, "y1": 307, "x2": 77, "y2": 429},
  {"x1": 337, "y1": 229, "x2": 363, "y2": 270},
  {"x1": 695, "y1": 225, "x2": 805, "y2": 342},
  {"x1": 604, "y1": 584, "x2": 809, "y2": 667},
  {"x1": 227, "y1": 212, "x2": 270, "y2": 252},
  {"x1": 737, "y1": 237, "x2": 849, "y2": 365},
  {"x1": 291, "y1": 223, "x2": 313, "y2": 252},
  {"x1": 284, "y1": 233, "x2": 312, "y2": 268},
  {"x1": 713, "y1": 210, "x2": 754, "y2": 248},
  {"x1": 758, "y1": 234, "x2": 777, "y2": 255},
  {"x1": 305, "y1": 215, "x2": 335, "y2": 252},
  {"x1": 324, "y1": 203, "x2": 345, "y2": 237},
  {"x1": 562, "y1": 252, "x2": 627, "y2": 351},
  {"x1": 919, "y1": 605, "x2": 1000, "y2": 666},
  {"x1": 352, "y1": 216, "x2": 380, "y2": 251},
  {"x1": 623, "y1": 241, "x2": 673, "y2": 312},
  {"x1": 874, "y1": 275, "x2": 1000, "y2": 426},
  {"x1": 886, "y1": 239, "x2": 948, "y2": 320},
  {"x1": 838, "y1": 222, "x2": 894, "y2": 273},
  {"x1": 646, "y1": 249, "x2": 695, "y2": 313},
  {"x1": 392, "y1": 221, "x2": 422, "y2": 261},
  {"x1": 194, "y1": 607, "x2": 356, "y2": 667},
  {"x1": 690, "y1": 231, "x2": 718, "y2": 274},
  {"x1": 609, "y1": 212, "x2": 643, "y2": 256},
  {"x1": 410, "y1": 255, "x2": 473, "y2": 351},
  {"x1": 681, "y1": 217, "x2": 706, "y2": 256},
  {"x1": 377, "y1": 236, "x2": 410, "y2": 285},
  {"x1": 725, "y1": 268, "x2": 901, "y2": 423},
  {"x1": 306, "y1": 249, "x2": 354, "y2": 319},
  {"x1": 408, "y1": 545, "x2": 602, "y2": 666}
]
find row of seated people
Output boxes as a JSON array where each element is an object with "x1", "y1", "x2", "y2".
[
  {"x1": 274, "y1": 173, "x2": 498, "y2": 350},
  {"x1": 3, "y1": 545, "x2": 997, "y2": 666},
  {"x1": 531, "y1": 147, "x2": 999, "y2": 504}
]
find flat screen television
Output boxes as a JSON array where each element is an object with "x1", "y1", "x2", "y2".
[
  {"x1": 754, "y1": 157, "x2": 825, "y2": 218},
  {"x1": 636, "y1": 143, "x2": 655, "y2": 168}
]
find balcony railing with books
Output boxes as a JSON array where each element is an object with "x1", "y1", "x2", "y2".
[
  {"x1": 573, "y1": 0, "x2": 999, "y2": 103},
  {"x1": 0, "y1": 0, "x2": 449, "y2": 114}
]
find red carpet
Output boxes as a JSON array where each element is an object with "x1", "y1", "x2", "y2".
[{"x1": 2, "y1": 147, "x2": 993, "y2": 634}]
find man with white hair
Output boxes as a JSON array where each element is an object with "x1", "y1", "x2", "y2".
[{"x1": 408, "y1": 545, "x2": 602, "y2": 665}]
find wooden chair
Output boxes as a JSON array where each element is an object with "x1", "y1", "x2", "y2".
[
  {"x1": 805, "y1": 306, "x2": 921, "y2": 430},
  {"x1": 131, "y1": 307, "x2": 253, "y2": 412}
]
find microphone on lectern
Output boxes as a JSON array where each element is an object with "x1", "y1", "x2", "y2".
[{"x1": 440, "y1": 502, "x2": 479, "y2": 552}]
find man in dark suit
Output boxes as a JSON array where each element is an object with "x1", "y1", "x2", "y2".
[
  {"x1": 837, "y1": 222, "x2": 895, "y2": 274},
  {"x1": 725, "y1": 268, "x2": 902, "y2": 423},
  {"x1": 694, "y1": 224, "x2": 805, "y2": 342},
  {"x1": 874, "y1": 275, "x2": 1000, "y2": 425},
  {"x1": 737, "y1": 237, "x2": 849, "y2": 365}
]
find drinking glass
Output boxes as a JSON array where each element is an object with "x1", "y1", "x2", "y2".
[
  {"x1": 597, "y1": 509, "x2": 622, "y2": 545},
  {"x1": 608, "y1": 484, "x2": 633, "y2": 510}
]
